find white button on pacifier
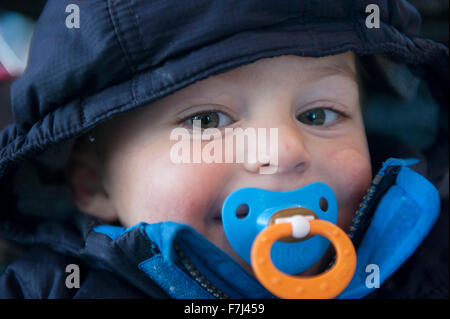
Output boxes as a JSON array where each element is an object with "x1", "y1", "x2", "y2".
[{"x1": 275, "y1": 215, "x2": 314, "y2": 239}]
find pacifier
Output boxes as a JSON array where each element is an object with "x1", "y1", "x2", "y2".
[{"x1": 222, "y1": 182, "x2": 357, "y2": 299}]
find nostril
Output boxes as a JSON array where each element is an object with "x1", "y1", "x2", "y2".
[
  {"x1": 319, "y1": 197, "x2": 328, "y2": 212},
  {"x1": 236, "y1": 203, "x2": 249, "y2": 219}
]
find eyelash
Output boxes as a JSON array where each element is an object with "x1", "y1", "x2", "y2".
[
  {"x1": 177, "y1": 108, "x2": 235, "y2": 128},
  {"x1": 305, "y1": 106, "x2": 349, "y2": 119},
  {"x1": 178, "y1": 105, "x2": 350, "y2": 128},
  {"x1": 296, "y1": 106, "x2": 350, "y2": 127}
]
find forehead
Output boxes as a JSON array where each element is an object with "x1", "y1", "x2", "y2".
[
  {"x1": 224, "y1": 51, "x2": 356, "y2": 80},
  {"x1": 167, "y1": 52, "x2": 357, "y2": 101}
]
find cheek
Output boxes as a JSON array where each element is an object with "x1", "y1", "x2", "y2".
[
  {"x1": 118, "y1": 145, "x2": 230, "y2": 232},
  {"x1": 321, "y1": 147, "x2": 372, "y2": 230}
]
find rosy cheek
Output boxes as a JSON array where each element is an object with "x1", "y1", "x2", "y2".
[
  {"x1": 332, "y1": 149, "x2": 371, "y2": 194},
  {"x1": 134, "y1": 157, "x2": 230, "y2": 232},
  {"x1": 321, "y1": 148, "x2": 372, "y2": 229}
]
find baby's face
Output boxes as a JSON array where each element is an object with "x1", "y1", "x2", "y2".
[{"x1": 96, "y1": 52, "x2": 372, "y2": 273}]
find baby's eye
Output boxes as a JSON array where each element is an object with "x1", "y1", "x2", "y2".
[
  {"x1": 186, "y1": 111, "x2": 234, "y2": 129},
  {"x1": 296, "y1": 108, "x2": 342, "y2": 126}
]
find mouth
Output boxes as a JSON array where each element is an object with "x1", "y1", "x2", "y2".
[
  {"x1": 213, "y1": 214, "x2": 222, "y2": 223},
  {"x1": 212, "y1": 205, "x2": 223, "y2": 223}
]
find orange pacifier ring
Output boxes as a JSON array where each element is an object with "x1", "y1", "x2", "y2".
[{"x1": 251, "y1": 219, "x2": 356, "y2": 299}]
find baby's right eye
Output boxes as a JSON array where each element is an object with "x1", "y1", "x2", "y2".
[{"x1": 184, "y1": 111, "x2": 234, "y2": 129}]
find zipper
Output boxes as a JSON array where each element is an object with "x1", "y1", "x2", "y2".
[
  {"x1": 173, "y1": 242, "x2": 230, "y2": 299},
  {"x1": 347, "y1": 184, "x2": 376, "y2": 241},
  {"x1": 324, "y1": 165, "x2": 400, "y2": 271},
  {"x1": 348, "y1": 165, "x2": 400, "y2": 248}
]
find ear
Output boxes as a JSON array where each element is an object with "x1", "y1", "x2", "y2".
[{"x1": 65, "y1": 140, "x2": 118, "y2": 223}]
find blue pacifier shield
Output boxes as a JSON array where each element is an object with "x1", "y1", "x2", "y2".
[{"x1": 222, "y1": 183, "x2": 338, "y2": 274}]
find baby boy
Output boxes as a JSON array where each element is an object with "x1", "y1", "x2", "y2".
[{"x1": 66, "y1": 51, "x2": 372, "y2": 275}]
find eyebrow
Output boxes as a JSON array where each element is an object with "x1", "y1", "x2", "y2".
[{"x1": 309, "y1": 62, "x2": 357, "y2": 81}]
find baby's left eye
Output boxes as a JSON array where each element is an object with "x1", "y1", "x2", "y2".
[{"x1": 296, "y1": 108, "x2": 341, "y2": 126}]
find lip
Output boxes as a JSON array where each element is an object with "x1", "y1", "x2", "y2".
[
  {"x1": 212, "y1": 204, "x2": 224, "y2": 223},
  {"x1": 213, "y1": 213, "x2": 222, "y2": 222},
  {"x1": 213, "y1": 204, "x2": 250, "y2": 223},
  {"x1": 209, "y1": 192, "x2": 231, "y2": 223}
]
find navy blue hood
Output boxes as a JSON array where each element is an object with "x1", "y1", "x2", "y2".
[{"x1": 0, "y1": 0, "x2": 448, "y2": 299}]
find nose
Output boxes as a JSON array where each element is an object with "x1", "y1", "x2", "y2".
[{"x1": 243, "y1": 121, "x2": 311, "y2": 174}]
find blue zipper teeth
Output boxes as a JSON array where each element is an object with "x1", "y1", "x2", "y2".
[
  {"x1": 348, "y1": 184, "x2": 376, "y2": 240},
  {"x1": 174, "y1": 242, "x2": 230, "y2": 299},
  {"x1": 347, "y1": 165, "x2": 399, "y2": 246},
  {"x1": 325, "y1": 171, "x2": 386, "y2": 271}
]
